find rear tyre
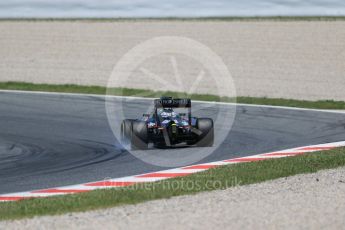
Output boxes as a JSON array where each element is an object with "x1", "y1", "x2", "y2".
[
  {"x1": 195, "y1": 118, "x2": 214, "y2": 147},
  {"x1": 131, "y1": 120, "x2": 148, "y2": 150}
]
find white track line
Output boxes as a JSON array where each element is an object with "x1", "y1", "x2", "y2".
[{"x1": 0, "y1": 89, "x2": 345, "y2": 114}]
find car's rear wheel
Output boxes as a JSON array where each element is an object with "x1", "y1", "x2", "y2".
[
  {"x1": 131, "y1": 120, "x2": 148, "y2": 150},
  {"x1": 195, "y1": 118, "x2": 214, "y2": 147}
]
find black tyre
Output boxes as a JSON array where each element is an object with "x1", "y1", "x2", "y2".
[
  {"x1": 131, "y1": 120, "x2": 148, "y2": 150},
  {"x1": 153, "y1": 142, "x2": 166, "y2": 148},
  {"x1": 195, "y1": 118, "x2": 214, "y2": 147},
  {"x1": 121, "y1": 119, "x2": 134, "y2": 144}
]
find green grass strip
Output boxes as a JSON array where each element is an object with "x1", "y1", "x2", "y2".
[
  {"x1": 1, "y1": 81, "x2": 345, "y2": 110},
  {"x1": 1, "y1": 147, "x2": 345, "y2": 221}
]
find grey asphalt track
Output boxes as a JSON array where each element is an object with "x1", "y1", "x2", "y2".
[{"x1": 1, "y1": 91, "x2": 345, "y2": 194}]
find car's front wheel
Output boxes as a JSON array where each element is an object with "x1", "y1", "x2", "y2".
[
  {"x1": 121, "y1": 119, "x2": 134, "y2": 145},
  {"x1": 195, "y1": 118, "x2": 214, "y2": 147}
]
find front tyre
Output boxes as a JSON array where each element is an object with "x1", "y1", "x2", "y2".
[
  {"x1": 195, "y1": 118, "x2": 214, "y2": 147},
  {"x1": 121, "y1": 119, "x2": 135, "y2": 145}
]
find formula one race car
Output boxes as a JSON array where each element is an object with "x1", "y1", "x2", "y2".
[{"x1": 121, "y1": 97, "x2": 214, "y2": 150}]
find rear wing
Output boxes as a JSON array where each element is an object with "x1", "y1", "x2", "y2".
[{"x1": 154, "y1": 98, "x2": 191, "y2": 108}]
